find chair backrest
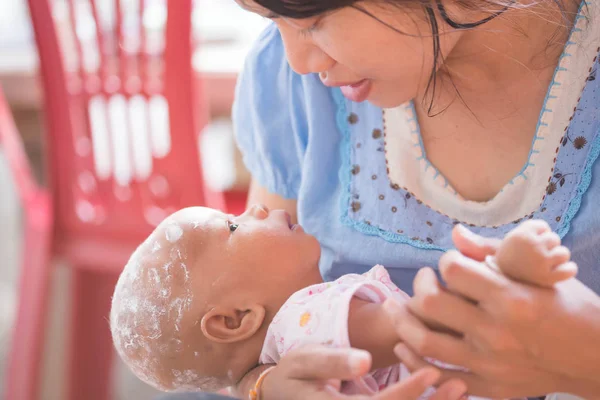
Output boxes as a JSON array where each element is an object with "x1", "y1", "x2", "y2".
[
  {"x1": 27, "y1": 0, "x2": 223, "y2": 240},
  {"x1": 0, "y1": 85, "x2": 38, "y2": 205}
]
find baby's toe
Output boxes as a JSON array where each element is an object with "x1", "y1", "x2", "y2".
[
  {"x1": 551, "y1": 261, "x2": 578, "y2": 282},
  {"x1": 548, "y1": 245, "x2": 571, "y2": 265},
  {"x1": 517, "y1": 219, "x2": 552, "y2": 236},
  {"x1": 538, "y1": 230, "x2": 561, "y2": 251}
]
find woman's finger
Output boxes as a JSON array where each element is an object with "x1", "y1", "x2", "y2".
[
  {"x1": 394, "y1": 343, "x2": 435, "y2": 370},
  {"x1": 439, "y1": 251, "x2": 509, "y2": 303},
  {"x1": 396, "y1": 344, "x2": 512, "y2": 399},
  {"x1": 392, "y1": 345, "x2": 471, "y2": 400},
  {"x1": 410, "y1": 267, "x2": 491, "y2": 335},
  {"x1": 430, "y1": 379, "x2": 468, "y2": 400},
  {"x1": 325, "y1": 368, "x2": 443, "y2": 400},
  {"x1": 384, "y1": 299, "x2": 479, "y2": 368},
  {"x1": 374, "y1": 367, "x2": 441, "y2": 399},
  {"x1": 285, "y1": 345, "x2": 372, "y2": 380},
  {"x1": 452, "y1": 225, "x2": 501, "y2": 261}
]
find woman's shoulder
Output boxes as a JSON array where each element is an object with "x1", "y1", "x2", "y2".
[{"x1": 238, "y1": 23, "x2": 287, "y2": 77}]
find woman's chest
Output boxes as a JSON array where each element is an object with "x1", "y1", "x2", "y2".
[
  {"x1": 299, "y1": 111, "x2": 600, "y2": 294},
  {"x1": 296, "y1": 59, "x2": 600, "y2": 292},
  {"x1": 416, "y1": 102, "x2": 542, "y2": 202},
  {"x1": 415, "y1": 68, "x2": 554, "y2": 202},
  {"x1": 294, "y1": 8, "x2": 600, "y2": 289}
]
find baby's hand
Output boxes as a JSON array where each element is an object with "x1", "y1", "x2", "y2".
[{"x1": 493, "y1": 220, "x2": 577, "y2": 287}]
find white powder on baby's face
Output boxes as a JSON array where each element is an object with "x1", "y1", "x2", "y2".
[
  {"x1": 191, "y1": 220, "x2": 202, "y2": 229},
  {"x1": 112, "y1": 262, "x2": 167, "y2": 387},
  {"x1": 111, "y1": 223, "x2": 196, "y2": 391},
  {"x1": 171, "y1": 369, "x2": 223, "y2": 393},
  {"x1": 165, "y1": 223, "x2": 183, "y2": 243}
]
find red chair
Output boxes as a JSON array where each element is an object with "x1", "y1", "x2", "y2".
[{"x1": 3, "y1": 0, "x2": 239, "y2": 399}]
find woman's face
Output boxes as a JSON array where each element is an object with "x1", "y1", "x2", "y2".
[{"x1": 238, "y1": 1, "x2": 463, "y2": 108}]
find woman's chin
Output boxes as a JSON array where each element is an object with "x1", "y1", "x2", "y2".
[{"x1": 366, "y1": 88, "x2": 413, "y2": 109}]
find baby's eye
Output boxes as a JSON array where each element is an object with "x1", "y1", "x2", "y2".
[{"x1": 228, "y1": 222, "x2": 239, "y2": 232}]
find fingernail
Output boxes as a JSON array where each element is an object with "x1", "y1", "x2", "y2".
[
  {"x1": 457, "y1": 224, "x2": 482, "y2": 245},
  {"x1": 455, "y1": 224, "x2": 468, "y2": 234},
  {"x1": 324, "y1": 384, "x2": 338, "y2": 394},
  {"x1": 349, "y1": 350, "x2": 370, "y2": 375},
  {"x1": 393, "y1": 344, "x2": 405, "y2": 357}
]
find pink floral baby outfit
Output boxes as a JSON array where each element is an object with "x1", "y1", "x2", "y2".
[
  {"x1": 260, "y1": 265, "x2": 437, "y2": 397},
  {"x1": 259, "y1": 265, "x2": 522, "y2": 399}
]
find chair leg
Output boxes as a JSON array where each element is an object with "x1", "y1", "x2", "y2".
[
  {"x1": 66, "y1": 269, "x2": 118, "y2": 400},
  {"x1": 5, "y1": 202, "x2": 53, "y2": 400}
]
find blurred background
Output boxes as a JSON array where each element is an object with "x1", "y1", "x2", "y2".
[{"x1": 0, "y1": 0, "x2": 268, "y2": 399}]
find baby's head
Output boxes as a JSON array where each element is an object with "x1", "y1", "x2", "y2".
[{"x1": 110, "y1": 205, "x2": 321, "y2": 392}]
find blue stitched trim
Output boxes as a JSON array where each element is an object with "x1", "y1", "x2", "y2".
[
  {"x1": 407, "y1": 103, "x2": 422, "y2": 157},
  {"x1": 333, "y1": 1, "x2": 592, "y2": 245},
  {"x1": 379, "y1": 0, "x2": 585, "y2": 205},
  {"x1": 557, "y1": 127, "x2": 600, "y2": 238},
  {"x1": 510, "y1": 10, "x2": 583, "y2": 183},
  {"x1": 334, "y1": 88, "x2": 446, "y2": 252},
  {"x1": 403, "y1": 0, "x2": 585, "y2": 193},
  {"x1": 403, "y1": 53, "x2": 558, "y2": 189},
  {"x1": 553, "y1": 0, "x2": 595, "y2": 238}
]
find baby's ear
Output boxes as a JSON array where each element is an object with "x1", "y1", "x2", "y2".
[{"x1": 201, "y1": 305, "x2": 266, "y2": 344}]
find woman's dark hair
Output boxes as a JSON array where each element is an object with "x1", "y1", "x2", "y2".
[{"x1": 249, "y1": 0, "x2": 578, "y2": 115}]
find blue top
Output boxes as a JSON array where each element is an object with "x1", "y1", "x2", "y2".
[{"x1": 232, "y1": 19, "x2": 600, "y2": 296}]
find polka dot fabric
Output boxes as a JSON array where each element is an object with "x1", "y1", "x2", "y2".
[{"x1": 338, "y1": 47, "x2": 600, "y2": 250}]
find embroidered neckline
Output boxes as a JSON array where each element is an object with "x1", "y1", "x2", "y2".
[
  {"x1": 380, "y1": 0, "x2": 598, "y2": 227},
  {"x1": 336, "y1": 1, "x2": 600, "y2": 249}
]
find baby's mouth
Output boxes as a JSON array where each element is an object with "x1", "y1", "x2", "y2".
[
  {"x1": 283, "y1": 211, "x2": 300, "y2": 231},
  {"x1": 284, "y1": 212, "x2": 293, "y2": 230}
]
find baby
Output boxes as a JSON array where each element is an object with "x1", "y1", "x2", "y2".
[{"x1": 110, "y1": 205, "x2": 576, "y2": 396}]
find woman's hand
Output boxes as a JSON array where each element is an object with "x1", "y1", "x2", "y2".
[
  {"x1": 260, "y1": 345, "x2": 467, "y2": 399},
  {"x1": 385, "y1": 226, "x2": 600, "y2": 398}
]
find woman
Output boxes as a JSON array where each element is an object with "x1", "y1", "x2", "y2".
[{"x1": 163, "y1": 0, "x2": 600, "y2": 398}]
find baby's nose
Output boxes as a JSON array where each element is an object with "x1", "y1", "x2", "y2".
[{"x1": 248, "y1": 204, "x2": 269, "y2": 219}]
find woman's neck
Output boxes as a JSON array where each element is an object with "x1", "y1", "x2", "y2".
[
  {"x1": 410, "y1": 1, "x2": 583, "y2": 202},
  {"x1": 435, "y1": 0, "x2": 581, "y2": 97}
]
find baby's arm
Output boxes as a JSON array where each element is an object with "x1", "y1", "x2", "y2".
[
  {"x1": 492, "y1": 220, "x2": 578, "y2": 287},
  {"x1": 348, "y1": 298, "x2": 402, "y2": 371}
]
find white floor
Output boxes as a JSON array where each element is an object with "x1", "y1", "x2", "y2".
[{"x1": 0, "y1": 152, "x2": 161, "y2": 399}]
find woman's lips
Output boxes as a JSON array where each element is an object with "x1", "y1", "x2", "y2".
[
  {"x1": 339, "y1": 79, "x2": 372, "y2": 102},
  {"x1": 320, "y1": 75, "x2": 372, "y2": 103}
]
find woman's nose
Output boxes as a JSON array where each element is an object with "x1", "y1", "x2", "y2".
[{"x1": 280, "y1": 28, "x2": 335, "y2": 76}]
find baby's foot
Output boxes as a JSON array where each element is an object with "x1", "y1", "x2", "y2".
[{"x1": 493, "y1": 220, "x2": 577, "y2": 287}]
